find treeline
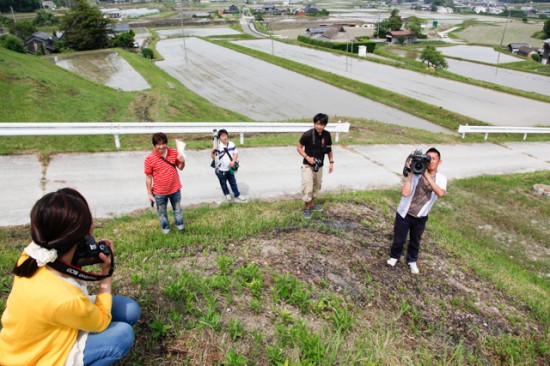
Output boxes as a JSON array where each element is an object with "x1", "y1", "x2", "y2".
[
  {"x1": 297, "y1": 35, "x2": 377, "y2": 54},
  {"x1": 0, "y1": 0, "x2": 41, "y2": 12}
]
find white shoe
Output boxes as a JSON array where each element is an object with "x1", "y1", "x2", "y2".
[
  {"x1": 387, "y1": 258, "x2": 398, "y2": 267},
  {"x1": 235, "y1": 195, "x2": 247, "y2": 202},
  {"x1": 225, "y1": 194, "x2": 232, "y2": 202},
  {"x1": 409, "y1": 262, "x2": 419, "y2": 274}
]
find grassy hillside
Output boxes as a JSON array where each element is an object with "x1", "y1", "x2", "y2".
[
  {"x1": 0, "y1": 47, "x2": 248, "y2": 155},
  {"x1": 0, "y1": 171, "x2": 548, "y2": 365}
]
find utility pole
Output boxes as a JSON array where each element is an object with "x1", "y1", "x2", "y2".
[
  {"x1": 179, "y1": 0, "x2": 188, "y2": 64},
  {"x1": 495, "y1": 2, "x2": 512, "y2": 75}
]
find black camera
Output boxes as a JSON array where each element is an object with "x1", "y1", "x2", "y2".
[
  {"x1": 403, "y1": 149, "x2": 431, "y2": 177},
  {"x1": 72, "y1": 235, "x2": 112, "y2": 267},
  {"x1": 312, "y1": 158, "x2": 323, "y2": 172}
]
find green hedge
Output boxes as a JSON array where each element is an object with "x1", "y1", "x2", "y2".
[{"x1": 298, "y1": 35, "x2": 376, "y2": 53}]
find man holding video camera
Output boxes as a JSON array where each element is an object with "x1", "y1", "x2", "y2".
[
  {"x1": 297, "y1": 113, "x2": 334, "y2": 219},
  {"x1": 387, "y1": 147, "x2": 447, "y2": 274}
]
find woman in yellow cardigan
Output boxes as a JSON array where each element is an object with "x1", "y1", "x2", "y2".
[{"x1": 0, "y1": 188, "x2": 140, "y2": 366}]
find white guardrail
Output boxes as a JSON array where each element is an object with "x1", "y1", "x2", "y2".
[
  {"x1": 0, "y1": 121, "x2": 351, "y2": 148},
  {"x1": 458, "y1": 125, "x2": 550, "y2": 140}
]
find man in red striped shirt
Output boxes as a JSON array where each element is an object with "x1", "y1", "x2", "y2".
[{"x1": 144, "y1": 133, "x2": 186, "y2": 234}]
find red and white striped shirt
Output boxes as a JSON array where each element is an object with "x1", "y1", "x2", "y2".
[{"x1": 144, "y1": 148, "x2": 182, "y2": 195}]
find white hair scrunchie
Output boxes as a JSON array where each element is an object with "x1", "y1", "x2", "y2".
[{"x1": 24, "y1": 242, "x2": 58, "y2": 267}]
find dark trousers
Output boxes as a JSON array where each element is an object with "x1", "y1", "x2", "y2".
[
  {"x1": 390, "y1": 213, "x2": 428, "y2": 263},
  {"x1": 216, "y1": 170, "x2": 241, "y2": 197}
]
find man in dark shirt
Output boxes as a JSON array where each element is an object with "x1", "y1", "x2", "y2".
[{"x1": 296, "y1": 113, "x2": 334, "y2": 218}]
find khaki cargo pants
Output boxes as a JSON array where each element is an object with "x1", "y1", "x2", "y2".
[{"x1": 301, "y1": 164, "x2": 323, "y2": 202}]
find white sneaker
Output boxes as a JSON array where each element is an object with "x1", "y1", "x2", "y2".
[
  {"x1": 387, "y1": 258, "x2": 398, "y2": 267},
  {"x1": 409, "y1": 262, "x2": 419, "y2": 274},
  {"x1": 235, "y1": 195, "x2": 247, "y2": 203},
  {"x1": 225, "y1": 194, "x2": 232, "y2": 202}
]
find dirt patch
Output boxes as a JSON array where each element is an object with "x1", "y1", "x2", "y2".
[{"x1": 127, "y1": 201, "x2": 544, "y2": 364}]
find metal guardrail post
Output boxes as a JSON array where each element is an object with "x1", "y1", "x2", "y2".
[
  {"x1": 239, "y1": 123, "x2": 245, "y2": 145},
  {"x1": 111, "y1": 123, "x2": 121, "y2": 148}
]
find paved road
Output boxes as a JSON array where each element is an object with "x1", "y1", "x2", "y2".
[
  {"x1": 235, "y1": 40, "x2": 550, "y2": 127},
  {"x1": 2, "y1": 142, "x2": 549, "y2": 227}
]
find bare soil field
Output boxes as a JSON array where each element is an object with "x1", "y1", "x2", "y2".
[
  {"x1": 456, "y1": 20, "x2": 546, "y2": 46},
  {"x1": 127, "y1": 200, "x2": 548, "y2": 365}
]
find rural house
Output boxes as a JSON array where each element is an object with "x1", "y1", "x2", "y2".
[
  {"x1": 517, "y1": 45, "x2": 538, "y2": 58},
  {"x1": 25, "y1": 32, "x2": 59, "y2": 55},
  {"x1": 386, "y1": 30, "x2": 417, "y2": 44},
  {"x1": 507, "y1": 42, "x2": 529, "y2": 54},
  {"x1": 305, "y1": 25, "x2": 356, "y2": 42}
]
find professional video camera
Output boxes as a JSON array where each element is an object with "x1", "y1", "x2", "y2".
[
  {"x1": 312, "y1": 157, "x2": 323, "y2": 172},
  {"x1": 403, "y1": 149, "x2": 431, "y2": 177},
  {"x1": 72, "y1": 235, "x2": 112, "y2": 267}
]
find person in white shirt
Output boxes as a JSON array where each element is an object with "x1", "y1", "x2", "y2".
[
  {"x1": 387, "y1": 147, "x2": 447, "y2": 274},
  {"x1": 211, "y1": 129, "x2": 247, "y2": 202}
]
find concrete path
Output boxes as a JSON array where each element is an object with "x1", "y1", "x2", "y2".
[{"x1": 2, "y1": 142, "x2": 549, "y2": 227}]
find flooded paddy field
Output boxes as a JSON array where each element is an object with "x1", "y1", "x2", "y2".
[
  {"x1": 438, "y1": 45, "x2": 523, "y2": 64},
  {"x1": 387, "y1": 47, "x2": 550, "y2": 96},
  {"x1": 51, "y1": 50, "x2": 150, "y2": 92},
  {"x1": 155, "y1": 27, "x2": 241, "y2": 38},
  {"x1": 154, "y1": 37, "x2": 449, "y2": 133},
  {"x1": 235, "y1": 39, "x2": 550, "y2": 127}
]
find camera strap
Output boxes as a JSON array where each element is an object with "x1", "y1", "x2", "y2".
[
  {"x1": 47, "y1": 256, "x2": 115, "y2": 282},
  {"x1": 160, "y1": 156, "x2": 177, "y2": 169}
]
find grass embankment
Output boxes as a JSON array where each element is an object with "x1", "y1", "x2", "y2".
[
  {"x1": 1, "y1": 171, "x2": 548, "y2": 365},
  {"x1": 0, "y1": 47, "x2": 247, "y2": 155}
]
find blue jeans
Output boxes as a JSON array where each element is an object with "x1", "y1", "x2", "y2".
[
  {"x1": 390, "y1": 213, "x2": 428, "y2": 263},
  {"x1": 154, "y1": 190, "x2": 184, "y2": 231},
  {"x1": 83, "y1": 295, "x2": 141, "y2": 366},
  {"x1": 216, "y1": 170, "x2": 241, "y2": 197}
]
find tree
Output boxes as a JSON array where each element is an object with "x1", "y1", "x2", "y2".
[
  {"x1": 405, "y1": 16, "x2": 426, "y2": 35},
  {"x1": 33, "y1": 10, "x2": 59, "y2": 26},
  {"x1": 387, "y1": 9, "x2": 403, "y2": 31},
  {"x1": 420, "y1": 45, "x2": 448, "y2": 69},
  {"x1": 9, "y1": 19, "x2": 37, "y2": 41},
  {"x1": 0, "y1": 15, "x2": 14, "y2": 28},
  {"x1": 111, "y1": 30, "x2": 135, "y2": 49},
  {"x1": 141, "y1": 48, "x2": 154, "y2": 59},
  {"x1": 0, "y1": 34, "x2": 26, "y2": 53},
  {"x1": 544, "y1": 19, "x2": 550, "y2": 38},
  {"x1": 60, "y1": 0, "x2": 110, "y2": 51},
  {"x1": 0, "y1": 0, "x2": 40, "y2": 12}
]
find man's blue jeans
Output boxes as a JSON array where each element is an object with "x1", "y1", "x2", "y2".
[
  {"x1": 83, "y1": 295, "x2": 141, "y2": 366},
  {"x1": 216, "y1": 170, "x2": 241, "y2": 197},
  {"x1": 154, "y1": 190, "x2": 184, "y2": 231}
]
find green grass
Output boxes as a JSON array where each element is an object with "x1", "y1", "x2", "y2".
[
  {"x1": 1, "y1": 172, "x2": 548, "y2": 364},
  {"x1": 0, "y1": 46, "x2": 248, "y2": 155}
]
